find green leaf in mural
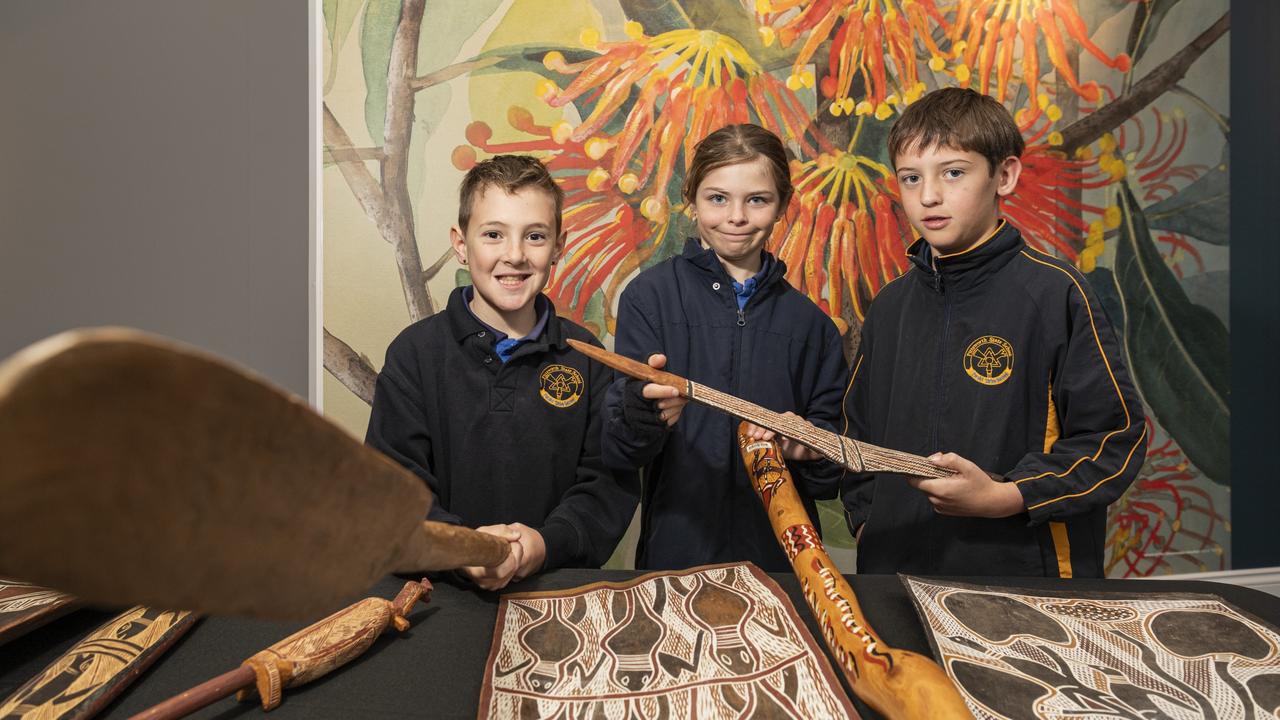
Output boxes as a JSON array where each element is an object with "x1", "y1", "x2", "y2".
[
  {"x1": 678, "y1": 0, "x2": 796, "y2": 68},
  {"x1": 1080, "y1": 0, "x2": 1139, "y2": 29},
  {"x1": 360, "y1": 0, "x2": 400, "y2": 146},
  {"x1": 1126, "y1": 0, "x2": 1186, "y2": 66},
  {"x1": 361, "y1": 0, "x2": 506, "y2": 146},
  {"x1": 413, "y1": 0, "x2": 505, "y2": 142},
  {"x1": 618, "y1": 0, "x2": 693, "y2": 34},
  {"x1": 1143, "y1": 144, "x2": 1229, "y2": 246},
  {"x1": 324, "y1": 0, "x2": 364, "y2": 49},
  {"x1": 471, "y1": 44, "x2": 598, "y2": 78},
  {"x1": 324, "y1": 0, "x2": 367, "y2": 93},
  {"x1": 1112, "y1": 181, "x2": 1229, "y2": 485},
  {"x1": 816, "y1": 499, "x2": 854, "y2": 550},
  {"x1": 1083, "y1": 266, "x2": 1124, "y2": 336}
]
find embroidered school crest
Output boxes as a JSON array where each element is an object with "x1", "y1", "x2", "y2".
[
  {"x1": 539, "y1": 364, "x2": 584, "y2": 408},
  {"x1": 963, "y1": 335, "x2": 1014, "y2": 386}
]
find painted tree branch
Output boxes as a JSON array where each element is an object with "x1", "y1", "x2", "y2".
[
  {"x1": 409, "y1": 56, "x2": 503, "y2": 91},
  {"x1": 323, "y1": 104, "x2": 395, "y2": 230},
  {"x1": 1059, "y1": 11, "x2": 1229, "y2": 156},
  {"x1": 323, "y1": 329, "x2": 378, "y2": 406},
  {"x1": 424, "y1": 247, "x2": 455, "y2": 283},
  {"x1": 381, "y1": 0, "x2": 434, "y2": 323},
  {"x1": 324, "y1": 147, "x2": 385, "y2": 164}
]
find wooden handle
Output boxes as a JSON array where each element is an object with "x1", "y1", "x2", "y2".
[
  {"x1": 127, "y1": 667, "x2": 254, "y2": 720},
  {"x1": 394, "y1": 521, "x2": 511, "y2": 572},
  {"x1": 737, "y1": 426, "x2": 971, "y2": 719},
  {"x1": 565, "y1": 339, "x2": 689, "y2": 395}
]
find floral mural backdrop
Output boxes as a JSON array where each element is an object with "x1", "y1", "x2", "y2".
[{"x1": 322, "y1": 0, "x2": 1230, "y2": 576}]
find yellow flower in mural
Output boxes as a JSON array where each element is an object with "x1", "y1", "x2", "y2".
[
  {"x1": 775, "y1": 132, "x2": 908, "y2": 323},
  {"x1": 752, "y1": 0, "x2": 945, "y2": 118},
  {"x1": 539, "y1": 23, "x2": 812, "y2": 222},
  {"x1": 948, "y1": 0, "x2": 1130, "y2": 117}
]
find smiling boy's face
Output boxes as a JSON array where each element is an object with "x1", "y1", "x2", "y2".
[
  {"x1": 450, "y1": 184, "x2": 565, "y2": 337},
  {"x1": 894, "y1": 143, "x2": 1021, "y2": 256}
]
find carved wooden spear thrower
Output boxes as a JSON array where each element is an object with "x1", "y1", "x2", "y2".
[
  {"x1": 566, "y1": 340, "x2": 953, "y2": 478},
  {"x1": 128, "y1": 580, "x2": 432, "y2": 720},
  {"x1": 0, "y1": 328, "x2": 508, "y2": 621}
]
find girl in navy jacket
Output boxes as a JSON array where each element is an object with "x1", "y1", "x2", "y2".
[{"x1": 601, "y1": 124, "x2": 849, "y2": 572}]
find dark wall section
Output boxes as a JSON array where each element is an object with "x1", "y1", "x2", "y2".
[
  {"x1": 1230, "y1": 2, "x2": 1280, "y2": 568},
  {"x1": 0, "y1": 1, "x2": 310, "y2": 397}
]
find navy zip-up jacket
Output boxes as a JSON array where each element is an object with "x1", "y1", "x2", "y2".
[
  {"x1": 602, "y1": 239, "x2": 849, "y2": 572},
  {"x1": 366, "y1": 287, "x2": 639, "y2": 571},
  {"x1": 844, "y1": 221, "x2": 1147, "y2": 578}
]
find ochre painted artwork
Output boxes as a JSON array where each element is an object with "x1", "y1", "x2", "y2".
[
  {"x1": 905, "y1": 576, "x2": 1280, "y2": 719},
  {"x1": 478, "y1": 563, "x2": 858, "y2": 718},
  {"x1": 322, "y1": 0, "x2": 1231, "y2": 574}
]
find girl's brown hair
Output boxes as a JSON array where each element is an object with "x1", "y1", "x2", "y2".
[{"x1": 683, "y1": 124, "x2": 793, "y2": 210}]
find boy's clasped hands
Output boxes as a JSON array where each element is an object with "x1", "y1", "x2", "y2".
[{"x1": 462, "y1": 523, "x2": 546, "y2": 590}]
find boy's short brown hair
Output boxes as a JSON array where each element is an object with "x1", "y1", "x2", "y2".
[
  {"x1": 683, "y1": 124, "x2": 794, "y2": 210},
  {"x1": 458, "y1": 155, "x2": 564, "y2": 233},
  {"x1": 888, "y1": 88, "x2": 1024, "y2": 175}
]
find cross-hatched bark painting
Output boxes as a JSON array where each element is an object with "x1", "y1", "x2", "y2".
[
  {"x1": 904, "y1": 576, "x2": 1280, "y2": 719},
  {"x1": 478, "y1": 563, "x2": 858, "y2": 718}
]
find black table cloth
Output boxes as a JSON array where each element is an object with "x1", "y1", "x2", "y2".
[{"x1": 2, "y1": 570, "x2": 1277, "y2": 719}]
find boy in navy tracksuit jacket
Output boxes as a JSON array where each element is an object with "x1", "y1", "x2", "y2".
[
  {"x1": 840, "y1": 88, "x2": 1147, "y2": 578},
  {"x1": 366, "y1": 156, "x2": 637, "y2": 590},
  {"x1": 602, "y1": 125, "x2": 848, "y2": 572}
]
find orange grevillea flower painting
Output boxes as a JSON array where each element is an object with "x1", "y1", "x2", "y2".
[{"x1": 322, "y1": 0, "x2": 1230, "y2": 576}]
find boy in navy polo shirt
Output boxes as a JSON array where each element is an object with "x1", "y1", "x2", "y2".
[
  {"x1": 366, "y1": 155, "x2": 638, "y2": 590},
  {"x1": 837, "y1": 88, "x2": 1147, "y2": 577}
]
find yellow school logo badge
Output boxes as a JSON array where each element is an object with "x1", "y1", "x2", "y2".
[
  {"x1": 539, "y1": 364, "x2": 584, "y2": 408},
  {"x1": 963, "y1": 335, "x2": 1014, "y2": 386}
]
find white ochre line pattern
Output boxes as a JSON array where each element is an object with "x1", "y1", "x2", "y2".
[{"x1": 1014, "y1": 249, "x2": 1146, "y2": 511}]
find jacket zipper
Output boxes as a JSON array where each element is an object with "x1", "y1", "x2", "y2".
[{"x1": 930, "y1": 269, "x2": 950, "y2": 451}]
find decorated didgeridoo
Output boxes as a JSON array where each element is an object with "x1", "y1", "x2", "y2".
[
  {"x1": 567, "y1": 339, "x2": 953, "y2": 478},
  {"x1": 129, "y1": 580, "x2": 432, "y2": 720},
  {"x1": 0, "y1": 328, "x2": 508, "y2": 621},
  {"x1": 737, "y1": 427, "x2": 971, "y2": 719}
]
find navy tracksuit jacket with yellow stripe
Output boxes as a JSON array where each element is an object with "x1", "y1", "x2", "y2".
[{"x1": 843, "y1": 221, "x2": 1147, "y2": 578}]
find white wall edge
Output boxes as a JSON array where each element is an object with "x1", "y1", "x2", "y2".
[{"x1": 308, "y1": 0, "x2": 324, "y2": 411}]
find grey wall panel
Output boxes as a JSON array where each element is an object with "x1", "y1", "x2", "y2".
[
  {"x1": 1231, "y1": 1, "x2": 1280, "y2": 569},
  {"x1": 0, "y1": 0, "x2": 310, "y2": 396}
]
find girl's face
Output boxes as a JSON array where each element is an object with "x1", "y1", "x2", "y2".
[{"x1": 692, "y1": 156, "x2": 784, "y2": 281}]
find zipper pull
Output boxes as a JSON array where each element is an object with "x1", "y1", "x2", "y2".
[
  {"x1": 737, "y1": 308, "x2": 746, "y2": 327},
  {"x1": 933, "y1": 271, "x2": 943, "y2": 293}
]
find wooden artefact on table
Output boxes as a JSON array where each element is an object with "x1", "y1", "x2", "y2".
[
  {"x1": 129, "y1": 580, "x2": 431, "y2": 720},
  {"x1": 0, "y1": 607, "x2": 197, "y2": 720},
  {"x1": 568, "y1": 339, "x2": 952, "y2": 478},
  {"x1": 738, "y1": 426, "x2": 971, "y2": 719},
  {"x1": 0, "y1": 579, "x2": 79, "y2": 645},
  {"x1": 0, "y1": 328, "x2": 507, "y2": 621}
]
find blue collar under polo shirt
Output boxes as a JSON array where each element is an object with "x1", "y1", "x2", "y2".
[
  {"x1": 731, "y1": 255, "x2": 774, "y2": 310},
  {"x1": 462, "y1": 286, "x2": 550, "y2": 362}
]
